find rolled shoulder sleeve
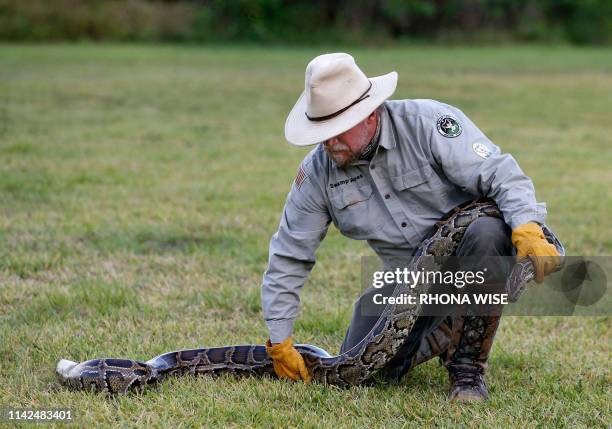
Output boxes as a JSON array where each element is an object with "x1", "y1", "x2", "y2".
[
  {"x1": 262, "y1": 157, "x2": 331, "y2": 343},
  {"x1": 426, "y1": 103, "x2": 547, "y2": 229}
]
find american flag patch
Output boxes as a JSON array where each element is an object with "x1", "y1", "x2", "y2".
[{"x1": 294, "y1": 164, "x2": 307, "y2": 190}]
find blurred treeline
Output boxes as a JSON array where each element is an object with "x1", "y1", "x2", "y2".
[{"x1": 1, "y1": 0, "x2": 611, "y2": 45}]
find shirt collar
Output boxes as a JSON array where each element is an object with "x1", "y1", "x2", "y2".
[{"x1": 378, "y1": 102, "x2": 397, "y2": 150}]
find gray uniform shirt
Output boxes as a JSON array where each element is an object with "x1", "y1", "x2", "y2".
[{"x1": 262, "y1": 99, "x2": 547, "y2": 343}]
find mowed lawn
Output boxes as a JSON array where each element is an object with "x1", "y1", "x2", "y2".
[{"x1": 0, "y1": 44, "x2": 610, "y2": 428}]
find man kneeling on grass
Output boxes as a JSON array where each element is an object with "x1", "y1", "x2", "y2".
[{"x1": 261, "y1": 53, "x2": 560, "y2": 401}]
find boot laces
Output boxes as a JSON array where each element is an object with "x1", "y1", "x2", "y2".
[{"x1": 450, "y1": 364, "x2": 483, "y2": 388}]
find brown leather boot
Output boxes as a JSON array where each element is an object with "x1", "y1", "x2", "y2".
[
  {"x1": 406, "y1": 319, "x2": 453, "y2": 369},
  {"x1": 378, "y1": 318, "x2": 453, "y2": 382},
  {"x1": 443, "y1": 311, "x2": 501, "y2": 402}
]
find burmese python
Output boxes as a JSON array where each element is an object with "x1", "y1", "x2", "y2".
[{"x1": 56, "y1": 199, "x2": 564, "y2": 394}]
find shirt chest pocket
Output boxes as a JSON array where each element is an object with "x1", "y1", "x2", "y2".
[
  {"x1": 391, "y1": 165, "x2": 450, "y2": 212},
  {"x1": 329, "y1": 184, "x2": 385, "y2": 239}
]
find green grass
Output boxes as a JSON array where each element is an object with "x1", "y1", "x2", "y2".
[{"x1": 0, "y1": 44, "x2": 610, "y2": 428}]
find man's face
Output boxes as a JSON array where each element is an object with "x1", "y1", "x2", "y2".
[{"x1": 323, "y1": 111, "x2": 378, "y2": 168}]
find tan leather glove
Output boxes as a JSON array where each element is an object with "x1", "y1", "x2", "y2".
[
  {"x1": 265, "y1": 337, "x2": 312, "y2": 382},
  {"x1": 512, "y1": 223, "x2": 561, "y2": 283}
]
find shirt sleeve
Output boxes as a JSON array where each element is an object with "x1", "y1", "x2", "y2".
[
  {"x1": 261, "y1": 158, "x2": 331, "y2": 343},
  {"x1": 426, "y1": 103, "x2": 547, "y2": 229}
]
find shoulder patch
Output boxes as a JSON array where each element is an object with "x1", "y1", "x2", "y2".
[
  {"x1": 472, "y1": 142, "x2": 493, "y2": 159},
  {"x1": 436, "y1": 115, "x2": 462, "y2": 138},
  {"x1": 294, "y1": 164, "x2": 307, "y2": 190}
]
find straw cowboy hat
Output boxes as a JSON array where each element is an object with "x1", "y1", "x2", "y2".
[{"x1": 285, "y1": 53, "x2": 398, "y2": 146}]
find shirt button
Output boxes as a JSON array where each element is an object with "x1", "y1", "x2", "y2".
[
  {"x1": 401, "y1": 222, "x2": 407, "y2": 227},
  {"x1": 384, "y1": 194, "x2": 390, "y2": 199}
]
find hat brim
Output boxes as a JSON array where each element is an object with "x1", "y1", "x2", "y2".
[{"x1": 284, "y1": 71, "x2": 397, "y2": 146}]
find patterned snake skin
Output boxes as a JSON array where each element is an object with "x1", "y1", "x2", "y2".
[{"x1": 56, "y1": 199, "x2": 565, "y2": 394}]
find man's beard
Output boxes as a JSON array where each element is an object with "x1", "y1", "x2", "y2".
[
  {"x1": 325, "y1": 126, "x2": 371, "y2": 168},
  {"x1": 326, "y1": 144, "x2": 361, "y2": 168}
]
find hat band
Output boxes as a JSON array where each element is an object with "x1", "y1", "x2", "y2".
[{"x1": 305, "y1": 81, "x2": 372, "y2": 122}]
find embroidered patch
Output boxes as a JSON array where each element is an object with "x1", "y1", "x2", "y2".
[
  {"x1": 472, "y1": 142, "x2": 493, "y2": 159},
  {"x1": 437, "y1": 115, "x2": 462, "y2": 138},
  {"x1": 294, "y1": 164, "x2": 306, "y2": 189}
]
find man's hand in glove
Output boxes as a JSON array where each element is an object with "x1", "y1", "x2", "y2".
[
  {"x1": 512, "y1": 222, "x2": 561, "y2": 283},
  {"x1": 266, "y1": 337, "x2": 312, "y2": 382}
]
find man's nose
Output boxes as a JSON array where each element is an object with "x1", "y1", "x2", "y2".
[{"x1": 324, "y1": 137, "x2": 338, "y2": 147}]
